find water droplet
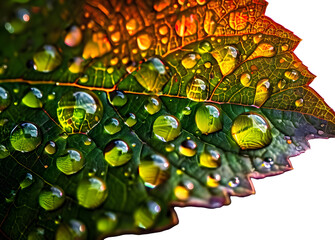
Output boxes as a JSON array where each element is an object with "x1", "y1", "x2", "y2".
[
  {"x1": 295, "y1": 98, "x2": 304, "y2": 107},
  {"x1": 254, "y1": 79, "x2": 271, "y2": 107},
  {"x1": 228, "y1": 177, "x2": 240, "y2": 188},
  {"x1": 82, "y1": 32, "x2": 112, "y2": 59},
  {"x1": 33, "y1": 45, "x2": 62, "y2": 72},
  {"x1": 137, "y1": 32, "x2": 152, "y2": 51},
  {"x1": 262, "y1": 157, "x2": 274, "y2": 169},
  {"x1": 285, "y1": 70, "x2": 300, "y2": 81},
  {"x1": 174, "y1": 185, "x2": 190, "y2": 201},
  {"x1": 248, "y1": 43, "x2": 276, "y2": 61},
  {"x1": 135, "y1": 57, "x2": 169, "y2": 93},
  {"x1": 278, "y1": 79, "x2": 286, "y2": 90},
  {"x1": 20, "y1": 173, "x2": 33, "y2": 189},
  {"x1": 134, "y1": 200, "x2": 161, "y2": 229},
  {"x1": 10, "y1": 122, "x2": 42, "y2": 152},
  {"x1": 0, "y1": 87, "x2": 11, "y2": 112},
  {"x1": 111, "y1": 31, "x2": 121, "y2": 43},
  {"x1": 28, "y1": 227, "x2": 45, "y2": 240},
  {"x1": 165, "y1": 143, "x2": 175, "y2": 152},
  {"x1": 179, "y1": 139, "x2": 197, "y2": 157},
  {"x1": 77, "y1": 177, "x2": 108, "y2": 209},
  {"x1": 281, "y1": 44, "x2": 289, "y2": 52},
  {"x1": 22, "y1": 88, "x2": 43, "y2": 108},
  {"x1": 199, "y1": 41, "x2": 213, "y2": 53},
  {"x1": 206, "y1": 173, "x2": 221, "y2": 188},
  {"x1": 195, "y1": 104, "x2": 222, "y2": 134},
  {"x1": 204, "y1": 62, "x2": 212, "y2": 69},
  {"x1": 56, "y1": 149, "x2": 84, "y2": 175},
  {"x1": 145, "y1": 96, "x2": 162, "y2": 115},
  {"x1": 253, "y1": 34, "x2": 263, "y2": 44},
  {"x1": 139, "y1": 154, "x2": 170, "y2": 188},
  {"x1": 104, "y1": 118, "x2": 121, "y2": 135},
  {"x1": 186, "y1": 76, "x2": 209, "y2": 102},
  {"x1": 55, "y1": 220, "x2": 87, "y2": 240},
  {"x1": 65, "y1": 26, "x2": 82, "y2": 47},
  {"x1": 182, "y1": 106, "x2": 192, "y2": 115},
  {"x1": 175, "y1": 13, "x2": 198, "y2": 37},
  {"x1": 68, "y1": 57, "x2": 85, "y2": 74},
  {"x1": 212, "y1": 46, "x2": 239, "y2": 76},
  {"x1": 125, "y1": 113, "x2": 137, "y2": 127},
  {"x1": 84, "y1": 138, "x2": 92, "y2": 146},
  {"x1": 199, "y1": 149, "x2": 221, "y2": 168},
  {"x1": 204, "y1": 10, "x2": 217, "y2": 35},
  {"x1": 153, "y1": 115, "x2": 181, "y2": 142},
  {"x1": 104, "y1": 140, "x2": 132, "y2": 167},
  {"x1": 231, "y1": 112, "x2": 272, "y2": 150},
  {"x1": 39, "y1": 186, "x2": 65, "y2": 211},
  {"x1": 181, "y1": 52, "x2": 201, "y2": 69},
  {"x1": 57, "y1": 90, "x2": 103, "y2": 134},
  {"x1": 97, "y1": 212, "x2": 118, "y2": 233},
  {"x1": 159, "y1": 25, "x2": 169, "y2": 35},
  {"x1": 108, "y1": 91, "x2": 127, "y2": 107},
  {"x1": 229, "y1": 8, "x2": 248, "y2": 30},
  {"x1": 126, "y1": 19, "x2": 139, "y2": 35},
  {"x1": 0, "y1": 144, "x2": 10, "y2": 159},
  {"x1": 240, "y1": 73, "x2": 252, "y2": 87}
]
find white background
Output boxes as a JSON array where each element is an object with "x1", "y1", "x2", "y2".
[{"x1": 109, "y1": 0, "x2": 335, "y2": 239}]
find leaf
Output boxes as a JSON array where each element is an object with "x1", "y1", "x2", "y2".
[{"x1": 0, "y1": 0, "x2": 334, "y2": 239}]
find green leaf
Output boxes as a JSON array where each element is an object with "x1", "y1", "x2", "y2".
[{"x1": 0, "y1": 0, "x2": 334, "y2": 239}]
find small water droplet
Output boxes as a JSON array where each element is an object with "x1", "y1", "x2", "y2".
[
  {"x1": 181, "y1": 52, "x2": 201, "y2": 69},
  {"x1": 125, "y1": 113, "x2": 137, "y2": 127},
  {"x1": 248, "y1": 42, "x2": 276, "y2": 61},
  {"x1": 199, "y1": 41, "x2": 213, "y2": 53},
  {"x1": 182, "y1": 106, "x2": 192, "y2": 115},
  {"x1": 254, "y1": 79, "x2": 271, "y2": 107},
  {"x1": 199, "y1": 149, "x2": 221, "y2": 168},
  {"x1": 104, "y1": 140, "x2": 132, "y2": 167},
  {"x1": 97, "y1": 212, "x2": 118, "y2": 233},
  {"x1": 0, "y1": 87, "x2": 11, "y2": 112},
  {"x1": 55, "y1": 220, "x2": 87, "y2": 240},
  {"x1": 144, "y1": 96, "x2": 162, "y2": 115},
  {"x1": 77, "y1": 177, "x2": 108, "y2": 209},
  {"x1": 165, "y1": 143, "x2": 175, "y2": 152},
  {"x1": 22, "y1": 87, "x2": 43, "y2": 108},
  {"x1": 108, "y1": 91, "x2": 127, "y2": 107},
  {"x1": 20, "y1": 173, "x2": 34, "y2": 189},
  {"x1": 240, "y1": 73, "x2": 252, "y2": 87},
  {"x1": 153, "y1": 115, "x2": 181, "y2": 142},
  {"x1": 33, "y1": 45, "x2": 62, "y2": 72},
  {"x1": 56, "y1": 149, "x2": 84, "y2": 175},
  {"x1": 104, "y1": 118, "x2": 121, "y2": 135},
  {"x1": 179, "y1": 140, "x2": 197, "y2": 157},
  {"x1": 285, "y1": 70, "x2": 300, "y2": 81},
  {"x1": 262, "y1": 157, "x2": 274, "y2": 169},
  {"x1": 10, "y1": 122, "x2": 42, "y2": 152},
  {"x1": 39, "y1": 186, "x2": 65, "y2": 211},
  {"x1": 134, "y1": 200, "x2": 161, "y2": 229},
  {"x1": 68, "y1": 57, "x2": 85, "y2": 74},
  {"x1": 65, "y1": 26, "x2": 82, "y2": 47},
  {"x1": 186, "y1": 76, "x2": 209, "y2": 102},
  {"x1": 158, "y1": 25, "x2": 169, "y2": 35},
  {"x1": 253, "y1": 34, "x2": 263, "y2": 44},
  {"x1": 228, "y1": 177, "x2": 240, "y2": 188},
  {"x1": 212, "y1": 46, "x2": 239, "y2": 76},
  {"x1": 278, "y1": 79, "x2": 286, "y2": 89},
  {"x1": 318, "y1": 130, "x2": 324, "y2": 135},
  {"x1": 195, "y1": 104, "x2": 222, "y2": 134},
  {"x1": 0, "y1": 144, "x2": 10, "y2": 159},
  {"x1": 28, "y1": 228, "x2": 45, "y2": 240},
  {"x1": 295, "y1": 98, "x2": 304, "y2": 107},
  {"x1": 137, "y1": 32, "x2": 152, "y2": 51},
  {"x1": 174, "y1": 185, "x2": 190, "y2": 201},
  {"x1": 206, "y1": 173, "x2": 221, "y2": 188}
]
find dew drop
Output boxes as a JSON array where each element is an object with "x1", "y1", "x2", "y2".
[
  {"x1": 281, "y1": 44, "x2": 289, "y2": 52},
  {"x1": 182, "y1": 106, "x2": 192, "y2": 115},
  {"x1": 254, "y1": 79, "x2": 271, "y2": 107},
  {"x1": 111, "y1": 31, "x2": 121, "y2": 43},
  {"x1": 181, "y1": 52, "x2": 201, "y2": 69},
  {"x1": 104, "y1": 118, "x2": 121, "y2": 135},
  {"x1": 126, "y1": 19, "x2": 139, "y2": 35},
  {"x1": 57, "y1": 90, "x2": 103, "y2": 134},
  {"x1": 212, "y1": 46, "x2": 239, "y2": 76},
  {"x1": 77, "y1": 177, "x2": 108, "y2": 209},
  {"x1": 108, "y1": 91, "x2": 127, "y2": 107},
  {"x1": 125, "y1": 113, "x2": 137, "y2": 127},
  {"x1": 206, "y1": 173, "x2": 221, "y2": 188},
  {"x1": 199, "y1": 149, "x2": 221, "y2": 168},
  {"x1": 137, "y1": 32, "x2": 152, "y2": 51},
  {"x1": 253, "y1": 34, "x2": 263, "y2": 44},
  {"x1": 39, "y1": 186, "x2": 65, "y2": 211},
  {"x1": 28, "y1": 227, "x2": 45, "y2": 240},
  {"x1": 0, "y1": 144, "x2": 10, "y2": 159},
  {"x1": 174, "y1": 185, "x2": 190, "y2": 201},
  {"x1": 104, "y1": 140, "x2": 132, "y2": 167},
  {"x1": 186, "y1": 76, "x2": 209, "y2": 102},
  {"x1": 179, "y1": 139, "x2": 197, "y2": 157},
  {"x1": 158, "y1": 25, "x2": 169, "y2": 35},
  {"x1": 228, "y1": 177, "x2": 240, "y2": 188},
  {"x1": 10, "y1": 122, "x2": 42, "y2": 152},
  {"x1": 262, "y1": 157, "x2": 274, "y2": 169},
  {"x1": 318, "y1": 130, "x2": 324, "y2": 136},
  {"x1": 199, "y1": 41, "x2": 213, "y2": 53},
  {"x1": 97, "y1": 212, "x2": 118, "y2": 233},
  {"x1": 195, "y1": 104, "x2": 222, "y2": 134},
  {"x1": 240, "y1": 73, "x2": 252, "y2": 87},
  {"x1": 0, "y1": 87, "x2": 11, "y2": 112},
  {"x1": 134, "y1": 200, "x2": 161, "y2": 229},
  {"x1": 144, "y1": 96, "x2": 162, "y2": 115},
  {"x1": 20, "y1": 173, "x2": 34, "y2": 189},
  {"x1": 284, "y1": 70, "x2": 300, "y2": 81},
  {"x1": 56, "y1": 149, "x2": 84, "y2": 175},
  {"x1": 33, "y1": 45, "x2": 62, "y2": 72},
  {"x1": 295, "y1": 98, "x2": 304, "y2": 108},
  {"x1": 278, "y1": 79, "x2": 286, "y2": 90},
  {"x1": 68, "y1": 57, "x2": 85, "y2": 74},
  {"x1": 248, "y1": 43, "x2": 276, "y2": 61},
  {"x1": 55, "y1": 220, "x2": 87, "y2": 240},
  {"x1": 139, "y1": 154, "x2": 170, "y2": 188},
  {"x1": 22, "y1": 87, "x2": 43, "y2": 108},
  {"x1": 165, "y1": 143, "x2": 175, "y2": 152},
  {"x1": 153, "y1": 115, "x2": 181, "y2": 142},
  {"x1": 64, "y1": 26, "x2": 82, "y2": 47}
]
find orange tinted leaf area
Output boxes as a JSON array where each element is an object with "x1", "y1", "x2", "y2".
[{"x1": 0, "y1": 0, "x2": 334, "y2": 239}]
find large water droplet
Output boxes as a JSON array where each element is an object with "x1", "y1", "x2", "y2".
[
  {"x1": 144, "y1": 96, "x2": 162, "y2": 115},
  {"x1": 104, "y1": 118, "x2": 121, "y2": 135},
  {"x1": 139, "y1": 154, "x2": 170, "y2": 188},
  {"x1": 212, "y1": 46, "x2": 239, "y2": 76},
  {"x1": 56, "y1": 149, "x2": 84, "y2": 175},
  {"x1": 153, "y1": 115, "x2": 181, "y2": 142},
  {"x1": 254, "y1": 79, "x2": 271, "y2": 107},
  {"x1": 179, "y1": 139, "x2": 197, "y2": 157},
  {"x1": 199, "y1": 149, "x2": 221, "y2": 168},
  {"x1": 135, "y1": 57, "x2": 169, "y2": 93},
  {"x1": 0, "y1": 144, "x2": 10, "y2": 159},
  {"x1": 20, "y1": 173, "x2": 34, "y2": 189},
  {"x1": 10, "y1": 122, "x2": 42, "y2": 152},
  {"x1": 0, "y1": 87, "x2": 11, "y2": 112},
  {"x1": 240, "y1": 73, "x2": 252, "y2": 87},
  {"x1": 22, "y1": 88, "x2": 43, "y2": 108},
  {"x1": 104, "y1": 140, "x2": 132, "y2": 167},
  {"x1": 247, "y1": 43, "x2": 276, "y2": 61},
  {"x1": 181, "y1": 52, "x2": 201, "y2": 69},
  {"x1": 186, "y1": 76, "x2": 209, "y2": 102},
  {"x1": 57, "y1": 90, "x2": 103, "y2": 134},
  {"x1": 231, "y1": 112, "x2": 272, "y2": 150},
  {"x1": 55, "y1": 219, "x2": 87, "y2": 240},
  {"x1": 97, "y1": 212, "x2": 118, "y2": 233},
  {"x1": 195, "y1": 104, "x2": 222, "y2": 134},
  {"x1": 108, "y1": 91, "x2": 127, "y2": 107},
  {"x1": 39, "y1": 186, "x2": 65, "y2": 211},
  {"x1": 33, "y1": 45, "x2": 62, "y2": 72},
  {"x1": 284, "y1": 70, "x2": 300, "y2": 81},
  {"x1": 65, "y1": 26, "x2": 82, "y2": 47},
  {"x1": 77, "y1": 177, "x2": 108, "y2": 209}
]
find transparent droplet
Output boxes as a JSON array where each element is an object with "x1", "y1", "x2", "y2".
[
  {"x1": 206, "y1": 173, "x2": 221, "y2": 188},
  {"x1": 231, "y1": 112, "x2": 272, "y2": 150},
  {"x1": 56, "y1": 149, "x2": 84, "y2": 175},
  {"x1": 57, "y1": 90, "x2": 103, "y2": 134},
  {"x1": 240, "y1": 73, "x2": 252, "y2": 87},
  {"x1": 144, "y1": 96, "x2": 162, "y2": 115},
  {"x1": 19, "y1": 173, "x2": 34, "y2": 189},
  {"x1": 179, "y1": 139, "x2": 197, "y2": 157},
  {"x1": 285, "y1": 70, "x2": 300, "y2": 81},
  {"x1": 134, "y1": 57, "x2": 170, "y2": 93},
  {"x1": 33, "y1": 45, "x2": 62, "y2": 72},
  {"x1": 0, "y1": 87, "x2": 11, "y2": 112},
  {"x1": 199, "y1": 149, "x2": 221, "y2": 168},
  {"x1": 295, "y1": 98, "x2": 304, "y2": 107},
  {"x1": 65, "y1": 26, "x2": 82, "y2": 47},
  {"x1": 68, "y1": 57, "x2": 85, "y2": 74},
  {"x1": 262, "y1": 157, "x2": 274, "y2": 169},
  {"x1": 125, "y1": 113, "x2": 137, "y2": 127},
  {"x1": 153, "y1": 115, "x2": 181, "y2": 142},
  {"x1": 28, "y1": 227, "x2": 45, "y2": 240},
  {"x1": 253, "y1": 34, "x2": 263, "y2": 44},
  {"x1": 248, "y1": 43, "x2": 276, "y2": 61},
  {"x1": 0, "y1": 144, "x2": 10, "y2": 159},
  {"x1": 182, "y1": 106, "x2": 192, "y2": 115},
  {"x1": 195, "y1": 104, "x2": 222, "y2": 134},
  {"x1": 104, "y1": 140, "x2": 132, "y2": 167},
  {"x1": 186, "y1": 76, "x2": 209, "y2": 102},
  {"x1": 158, "y1": 25, "x2": 169, "y2": 35},
  {"x1": 174, "y1": 185, "x2": 190, "y2": 201},
  {"x1": 139, "y1": 154, "x2": 170, "y2": 188},
  {"x1": 126, "y1": 18, "x2": 139, "y2": 35},
  {"x1": 254, "y1": 79, "x2": 271, "y2": 107},
  {"x1": 212, "y1": 46, "x2": 239, "y2": 76},
  {"x1": 55, "y1": 219, "x2": 87, "y2": 240},
  {"x1": 104, "y1": 118, "x2": 121, "y2": 135},
  {"x1": 199, "y1": 41, "x2": 213, "y2": 53},
  {"x1": 137, "y1": 32, "x2": 152, "y2": 51},
  {"x1": 22, "y1": 87, "x2": 43, "y2": 108},
  {"x1": 228, "y1": 177, "x2": 240, "y2": 188},
  {"x1": 77, "y1": 177, "x2": 108, "y2": 209},
  {"x1": 108, "y1": 91, "x2": 127, "y2": 107},
  {"x1": 39, "y1": 186, "x2": 65, "y2": 211},
  {"x1": 181, "y1": 52, "x2": 201, "y2": 69},
  {"x1": 97, "y1": 212, "x2": 118, "y2": 233},
  {"x1": 10, "y1": 122, "x2": 42, "y2": 152},
  {"x1": 278, "y1": 79, "x2": 286, "y2": 90},
  {"x1": 134, "y1": 200, "x2": 161, "y2": 229},
  {"x1": 281, "y1": 44, "x2": 289, "y2": 52}
]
